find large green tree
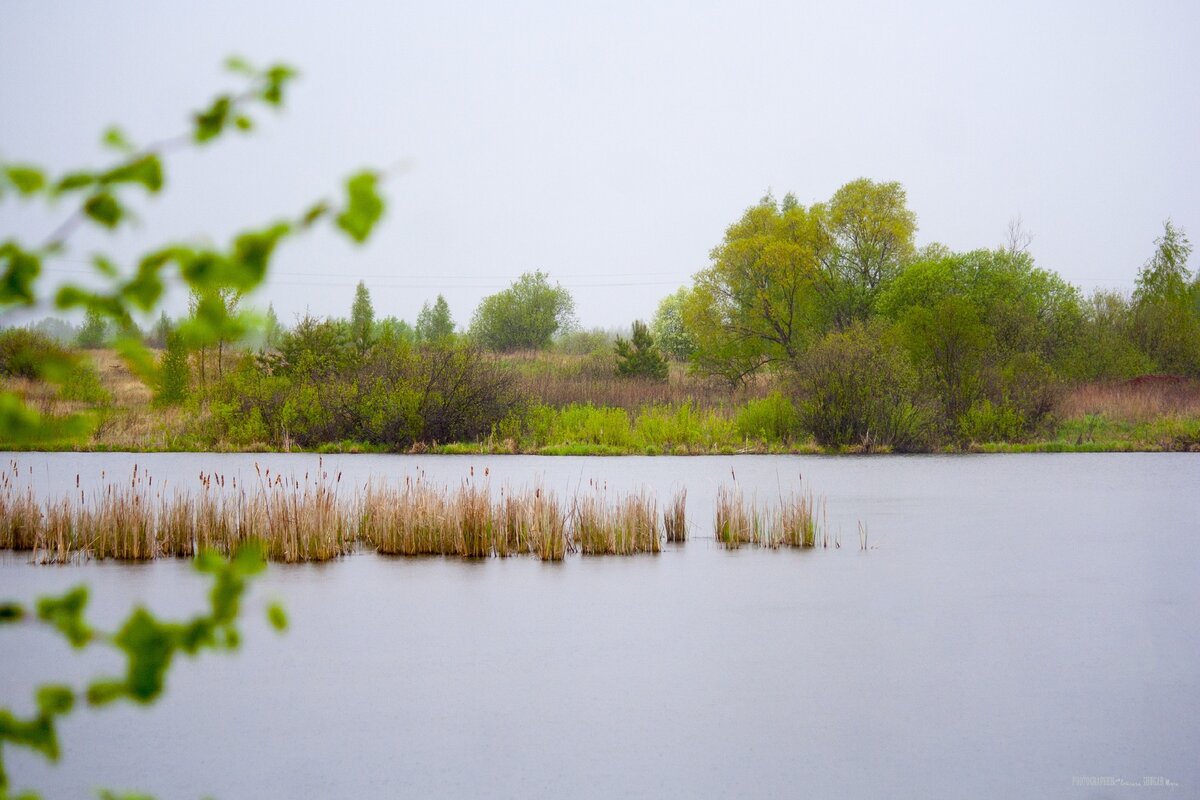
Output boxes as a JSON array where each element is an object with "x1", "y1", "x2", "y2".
[
  {"x1": 683, "y1": 194, "x2": 824, "y2": 382},
  {"x1": 682, "y1": 181, "x2": 918, "y2": 382},
  {"x1": 810, "y1": 178, "x2": 917, "y2": 329},
  {"x1": 469, "y1": 271, "x2": 575, "y2": 351}
]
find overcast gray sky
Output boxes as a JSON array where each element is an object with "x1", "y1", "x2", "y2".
[{"x1": 2, "y1": 0, "x2": 1198, "y2": 329}]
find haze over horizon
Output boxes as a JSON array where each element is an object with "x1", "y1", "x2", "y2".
[{"x1": 3, "y1": 0, "x2": 1198, "y2": 330}]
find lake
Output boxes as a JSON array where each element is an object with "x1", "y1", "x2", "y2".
[{"x1": 2, "y1": 452, "x2": 1198, "y2": 799}]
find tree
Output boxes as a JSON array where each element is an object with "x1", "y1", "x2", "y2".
[
  {"x1": 469, "y1": 271, "x2": 575, "y2": 351},
  {"x1": 1131, "y1": 221, "x2": 1200, "y2": 376},
  {"x1": 650, "y1": 287, "x2": 696, "y2": 360},
  {"x1": 188, "y1": 287, "x2": 241, "y2": 388},
  {"x1": 614, "y1": 320, "x2": 669, "y2": 381},
  {"x1": 350, "y1": 280, "x2": 375, "y2": 355},
  {"x1": 683, "y1": 181, "x2": 918, "y2": 382},
  {"x1": 147, "y1": 310, "x2": 172, "y2": 349},
  {"x1": 684, "y1": 194, "x2": 824, "y2": 382},
  {"x1": 75, "y1": 307, "x2": 109, "y2": 348},
  {"x1": 416, "y1": 294, "x2": 455, "y2": 343},
  {"x1": 262, "y1": 303, "x2": 283, "y2": 352},
  {"x1": 154, "y1": 330, "x2": 190, "y2": 405},
  {"x1": 810, "y1": 178, "x2": 917, "y2": 329}
]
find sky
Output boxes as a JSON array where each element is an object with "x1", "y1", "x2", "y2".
[{"x1": 2, "y1": 0, "x2": 1198, "y2": 330}]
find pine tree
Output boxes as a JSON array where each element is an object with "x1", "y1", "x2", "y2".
[{"x1": 614, "y1": 320, "x2": 669, "y2": 381}]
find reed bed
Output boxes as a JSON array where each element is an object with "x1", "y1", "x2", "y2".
[
  {"x1": 1058, "y1": 378, "x2": 1200, "y2": 422},
  {"x1": 1, "y1": 462, "x2": 841, "y2": 563},
  {"x1": 573, "y1": 481, "x2": 660, "y2": 555},
  {"x1": 663, "y1": 488, "x2": 687, "y2": 543},
  {"x1": 713, "y1": 483, "x2": 828, "y2": 549}
]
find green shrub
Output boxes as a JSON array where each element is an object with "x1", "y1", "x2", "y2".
[
  {"x1": 0, "y1": 328, "x2": 67, "y2": 379},
  {"x1": 59, "y1": 361, "x2": 109, "y2": 404},
  {"x1": 958, "y1": 399, "x2": 1025, "y2": 442},
  {"x1": 790, "y1": 321, "x2": 930, "y2": 450},
  {"x1": 736, "y1": 392, "x2": 799, "y2": 443}
]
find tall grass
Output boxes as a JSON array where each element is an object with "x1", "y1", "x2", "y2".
[
  {"x1": 714, "y1": 482, "x2": 827, "y2": 549},
  {"x1": 663, "y1": 488, "x2": 687, "y2": 543},
  {"x1": 573, "y1": 481, "x2": 660, "y2": 555},
  {"x1": 1058, "y1": 379, "x2": 1200, "y2": 422},
  {"x1": 2, "y1": 462, "x2": 840, "y2": 562}
]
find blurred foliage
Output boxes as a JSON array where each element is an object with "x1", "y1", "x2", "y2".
[
  {"x1": 0, "y1": 57, "x2": 386, "y2": 798},
  {"x1": 0, "y1": 543, "x2": 283, "y2": 799},
  {"x1": 1, "y1": 57, "x2": 386, "y2": 446}
]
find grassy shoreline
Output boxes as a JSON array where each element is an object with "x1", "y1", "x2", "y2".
[{"x1": 4, "y1": 349, "x2": 1199, "y2": 455}]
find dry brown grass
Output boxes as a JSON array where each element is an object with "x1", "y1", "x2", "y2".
[
  {"x1": 503, "y1": 350, "x2": 772, "y2": 411},
  {"x1": 1057, "y1": 379, "x2": 1200, "y2": 423}
]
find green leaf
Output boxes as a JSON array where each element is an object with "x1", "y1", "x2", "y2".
[
  {"x1": 85, "y1": 679, "x2": 126, "y2": 707},
  {"x1": 4, "y1": 164, "x2": 47, "y2": 196},
  {"x1": 0, "y1": 601, "x2": 25, "y2": 623},
  {"x1": 83, "y1": 192, "x2": 124, "y2": 229},
  {"x1": 93, "y1": 255, "x2": 120, "y2": 278},
  {"x1": 266, "y1": 602, "x2": 288, "y2": 632},
  {"x1": 234, "y1": 115, "x2": 253, "y2": 132},
  {"x1": 53, "y1": 170, "x2": 97, "y2": 194},
  {"x1": 260, "y1": 64, "x2": 298, "y2": 107},
  {"x1": 224, "y1": 55, "x2": 255, "y2": 75},
  {"x1": 35, "y1": 685, "x2": 75, "y2": 717},
  {"x1": 336, "y1": 171, "x2": 384, "y2": 244},
  {"x1": 1, "y1": 240, "x2": 42, "y2": 307},
  {"x1": 194, "y1": 95, "x2": 232, "y2": 143},
  {"x1": 112, "y1": 334, "x2": 159, "y2": 385},
  {"x1": 101, "y1": 126, "x2": 135, "y2": 153},
  {"x1": 230, "y1": 223, "x2": 291, "y2": 289},
  {"x1": 299, "y1": 201, "x2": 330, "y2": 228},
  {"x1": 100, "y1": 154, "x2": 164, "y2": 193},
  {"x1": 113, "y1": 607, "x2": 177, "y2": 702},
  {"x1": 35, "y1": 586, "x2": 92, "y2": 648},
  {"x1": 121, "y1": 256, "x2": 167, "y2": 311}
]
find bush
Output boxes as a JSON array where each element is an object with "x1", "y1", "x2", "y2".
[
  {"x1": 59, "y1": 361, "x2": 109, "y2": 404},
  {"x1": 0, "y1": 328, "x2": 67, "y2": 379},
  {"x1": 208, "y1": 336, "x2": 520, "y2": 449},
  {"x1": 736, "y1": 392, "x2": 799, "y2": 443},
  {"x1": 789, "y1": 321, "x2": 930, "y2": 450},
  {"x1": 958, "y1": 399, "x2": 1025, "y2": 443}
]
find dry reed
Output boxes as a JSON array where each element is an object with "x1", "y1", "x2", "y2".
[
  {"x1": 2, "y1": 462, "x2": 840, "y2": 563},
  {"x1": 1057, "y1": 379, "x2": 1200, "y2": 423},
  {"x1": 663, "y1": 488, "x2": 687, "y2": 543}
]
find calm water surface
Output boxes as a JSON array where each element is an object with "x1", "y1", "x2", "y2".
[{"x1": 2, "y1": 452, "x2": 1198, "y2": 799}]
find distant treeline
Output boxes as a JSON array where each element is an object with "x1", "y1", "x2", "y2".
[{"x1": 4, "y1": 178, "x2": 1198, "y2": 451}]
